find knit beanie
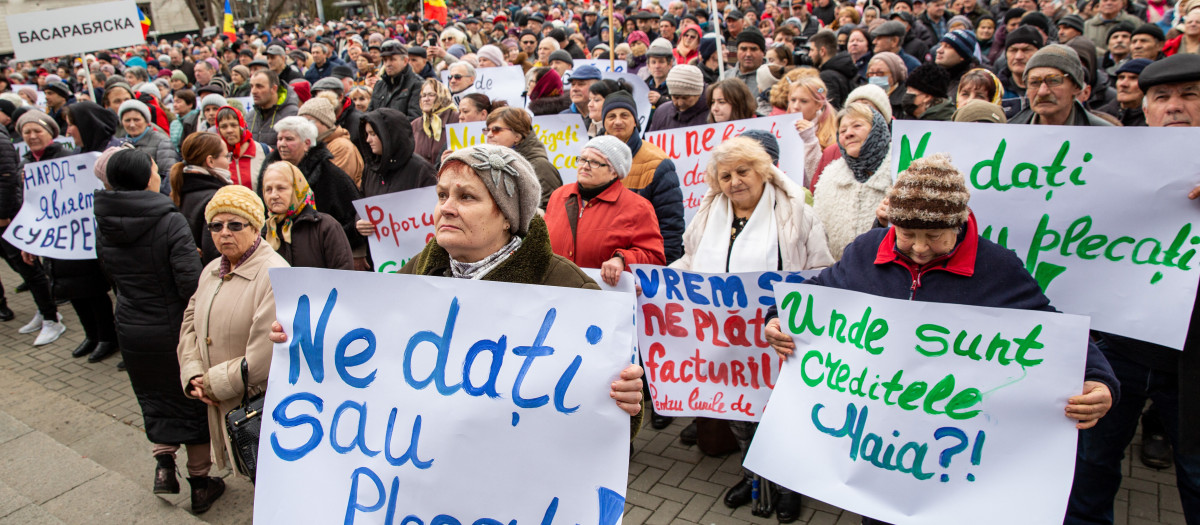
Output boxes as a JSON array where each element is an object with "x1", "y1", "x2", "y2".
[
  {"x1": 1106, "y1": 21, "x2": 1136, "y2": 44},
  {"x1": 627, "y1": 30, "x2": 650, "y2": 47},
  {"x1": 907, "y1": 63, "x2": 952, "y2": 98},
  {"x1": 1024, "y1": 44, "x2": 1086, "y2": 89},
  {"x1": 581, "y1": 135, "x2": 633, "y2": 179},
  {"x1": 740, "y1": 129, "x2": 780, "y2": 165},
  {"x1": 448, "y1": 44, "x2": 468, "y2": 59},
  {"x1": 887, "y1": 153, "x2": 971, "y2": 230},
  {"x1": 940, "y1": 29, "x2": 977, "y2": 62},
  {"x1": 756, "y1": 64, "x2": 781, "y2": 96},
  {"x1": 1131, "y1": 22, "x2": 1165, "y2": 42},
  {"x1": 647, "y1": 38, "x2": 675, "y2": 58},
  {"x1": 667, "y1": 65, "x2": 705, "y2": 96},
  {"x1": 92, "y1": 145, "x2": 128, "y2": 189},
  {"x1": 171, "y1": 70, "x2": 189, "y2": 83},
  {"x1": 602, "y1": 90, "x2": 639, "y2": 122},
  {"x1": 44, "y1": 81, "x2": 71, "y2": 99},
  {"x1": 548, "y1": 49, "x2": 574, "y2": 65},
  {"x1": 1020, "y1": 12, "x2": 1052, "y2": 36},
  {"x1": 16, "y1": 109, "x2": 59, "y2": 137},
  {"x1": 205, "y1": 184, "x2": 266, "y2": 232},
  {"x1": 871, "y1": 51, "x2": 908, "y2": 83},
  {"x1": 952, "y1": 99, "x2": 1008, "y2": 123},
  {"x1": 1057, "y1": 14, "x2": 1085, "y2": 34},
  {"x1": 477, "y1": 44, "x2": 506, "y2": 67},
  {"x1": 700, "y1": 35, "x2": 720, "y2": 61},
  {"x1": 735, "y1": 28, "x2": 767, "y2": 52},
  {"x1": 947, "y1": 15, "x2": 974, "y2": 31},
  {"x1": 1115, "y1": 57, "x2": 1153, "y2": 77},
  {"x1": 199, "y1": 93, "x2": 229, "y2": 115},
  {"x1": 118, "y1": 99, "x2": 152, "y2": 123},
  {"x1": 232, "y1": 65, "x2": 252, "y2": 83},
  {"x1": 137, "y1": 82, "x2": 161, "y2": 101},
  {"x1": 0, "y1": 100, "x2": 16, "y2": 119},
  {"x1": 1004, "y1": 26, "x2": 1044, "y2": 49},
  {"x1": 846, "y1": 83, "x2": 894, "y2": 121},
  {"x1": 440, "y1": 145, "x2": 541, "y2": 236},
  {"x1": 299, "y1": 97, "x2": 337, "y2": 129}
]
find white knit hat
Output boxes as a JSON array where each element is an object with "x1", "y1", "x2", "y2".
[
  {"x1": 477, "y1": 44, "x2": 506, "y2": 67},
  {"x1": 666, "y1": 65, "x2": 705, "y2": 97},
  {"x1": 581, "y1": 135, "x2": 632, "y2": 179},
  {"x1": 117, "y1": 99, "x2": 151, "y2": 123}
]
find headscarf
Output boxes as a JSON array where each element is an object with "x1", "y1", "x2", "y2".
[
  {"x1": 530, "y1": 68, "x2": 563, "y2": 99},
  {"x1": 263, "y1": 162, "x2": 316, "y2": 250},
  {"x1": 420, "y1": 80, "x2": 457, "y2": 140},
  {"x1": 838, "y1": 106, "x2": 891, "y2": 183},
  {"x1": 217, "y1": 105, "x2": 253, "y2": 152}
]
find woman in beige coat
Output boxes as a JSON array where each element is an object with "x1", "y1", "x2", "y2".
[{"x1": 177, "y1": 185, "x2": 289, "y2": 485}]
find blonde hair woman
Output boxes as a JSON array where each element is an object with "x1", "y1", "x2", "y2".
[{"x1": 788, "y1": 75, "x2": 838, "y2": 187}]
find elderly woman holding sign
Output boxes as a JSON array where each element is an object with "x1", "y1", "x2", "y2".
[
  {"x1": 178, "y1": 185, "x2": 289, "y2": 482},
  {"x1": 669, "y1": 136, "x2": 834, "y2": 522},
  {"x1": 763, "y1": 155, "x2": 1119, "y2": 525},
  {"x1": 271, "y1": 145, "x2": 646, "y2": 432}
]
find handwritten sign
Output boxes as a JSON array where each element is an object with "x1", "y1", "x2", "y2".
[
  {"x1": 631, "y1": 265, "x2": 819, "y2": 421},
  {"x1": 645, "y1": 114, "x2": 807, "y2": 223},
  {"x1": 443, "y1": 65, "x2": 527, "y2": 109},
  {"x1": 352, "y1": 186, "x2": 437, "y2": 273},
  {"x1": 745, "y1": 283, "x2": 1089, "y2": 525},
  {"x1": 14, "y1": 136, "x2": 75, "y2": 158},
  {"x1": 3, "y1": 152, "x2": 102, "y2": 260},
  {"x1": 6, "y1": 1, "x2": 145, "y2": 62},
  {"x1": 257, "y1": 268, "x2": 634, "y2": 524},
  {"x1": 891, "y1": 121, "x2": 1200, "y2": 349},
  {"x1": 572, "y1": 59, "x2": 627, "y2": 74},
  {"x1": 447, "y1": 114, "x2": 586, "y2": 184}
]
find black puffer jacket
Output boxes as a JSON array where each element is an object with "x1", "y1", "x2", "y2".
[
  {"x1": 819, "y1": 51, "x2": 863, "y2": 110},
  {"x1": 368, "y1": 66, "x2": 423, "y2": 120},
  {"x1": 257, "y1": 143, "x2": 364, "y2": 249},
  {"x1": 94, "y1": 189, "x2": 208, "y2": 445},
  {"x1": 175, "y1": 169, "x2": 227, "y2": 266},
  {"x1": 359, "y1": 108, "x2": 437, "y2": 198},
  {"x1": 0, "y1": 127, "x2": 22, "y2": 220}
]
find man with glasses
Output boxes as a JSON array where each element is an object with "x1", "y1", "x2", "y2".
[
  {"x1": 1010, "y1": 44, "x2": 1113, "y2": 125},
  {"x1": 520, "y1": 31, "x2": 540, "y2": 58},
  {"x1": 446, "y1": 62, "x2": 477, "y2": 99}
]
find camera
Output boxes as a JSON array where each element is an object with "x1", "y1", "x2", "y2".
[{"x1": 792, "y1": 35, "x2": 814, "y2": 67}]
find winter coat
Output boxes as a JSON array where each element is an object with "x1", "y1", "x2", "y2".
[
  {"x1": 270, "y1": 206, "x2": 355, "y2": 270},
  {"x1": 812, "y1": 151, "x2": 892, "y2": 260},
  {"x1": 369, "y1": 66, "x2": 424, "y2": 120},
  {"x1": 122, "y1": 129, "x2": 179, "y2": 196},
  {"x1": 170, "y1": 110, "x2": 200, "y2": 152},
  {"x1": 94, "y1": 190, "x2": 208, "y2": 446},
  {"x1": 258, "y1": 143, "x2": 364, "y2": 249},
  {"x1": 646, "y1": 97, "x2": 711, "y2": 132},
  {"x1": 245, "y1": 85, "x2": 300, "y2": 146},
  {"x1": 336, "y1": 97, "x2": 367, "y2": 146},
  {"x1": 359, "y1": 108, "x2": 438, "y2": 198},
  {"x1": 1097, "y1": 99, "x2": 1146, "y2": 127},
  {"x1": 412, "y1": 110, "x2": 460, "y2": 168},
  {"x1": 545, "y1": 180, "x2": 666, "y2": 270},
  {"x1": 304, "y1": 57, "x2": 348, "y2": 84},
  {"x1": 321, "y1": 127, "x2": 364, "y2": 187},
  {"x1": 796, "y1": 214, "x2": 1121, "y2": 402},
  {"x1": 918, "y1": 99, "x2": 957, "y2": 121},
  {"x1": 819, "y1": 51, "x2": 861, "y2": 109},
  {"x1": 228, "y1": 82, "x2": 250, "y2": 98},
  {"x1": 1010, "y1": 100, "x2": 1115, "y2": 126},
  {"x1": 621, "y1": 133, "x2": 685, "y2": 263},
  {"x1": 529, "y1": 94, "x2": 572, "y2": 116},
  {"x1": 672, "y1": 170, "x2": 834, "y2": 272},
  {"x1": 0, "y1": 127, "x2": 21, "y2": 220},
  {"x1": 514, "y1": 132, "x2": 564, "y2": 208},
  {"x1": 178, "y1": 240, "x2": 288, "y2": 471},
  {"x1": 176, "y1": 169, "x2": 227, "y2": 266},
  {"x1": 399, "y1": 215, "x2": 644, "y2": 439}
]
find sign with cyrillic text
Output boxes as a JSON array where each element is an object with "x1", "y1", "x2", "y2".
[
  {"x1": 447, "y1": 113, "x2": 586, "y2": 184},
  {"x1": 6, "y1": 1, "x2": 145, "y2": 62},
  {"x1": 891, "y1": 121, "x2": 1200, "y2": 349},
  {"x1": 14, "y1": 136, "x2": 75, "y2": 158},
  {"x1": 444, "y1": 65, "x2": 527, "y2": 109},
  {"x1": 352, "y1": 186, "x2": 437, "y2": 273},
  {"x1": 632, "y1": 265, "x2": 818, "y2": 421},
  {"x1": 4, "y1": 152, "x2": 102, "y2": 260},
  {"x1": 645, "y1": 114, "x2": 808, "y2": 223},
  {"x1": 258, "y1": 268, "x2": 634, "y2": 524},
  {"x1": 746, "y1": 284, "x2": 1089, "y2": 525}
]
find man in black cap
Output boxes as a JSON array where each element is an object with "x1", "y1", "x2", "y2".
[
  {"x1": 724, "y1": 9, "x2": 746, "y2": 42},
  {"x1": 808, "y1": 29, "x2": 859, "y2": 108},
  {"x1": 303, "y1": 42, "x2": 348, "y2": 84},
  {"x1": 1065, "y1": 55, "x2": 1200, "y2": 525},
  {"x1": 996, "y1": 25, "x2": 1044, "y2": 114},
  {"x1": 659, "y1": 14, "x2": 678, "y2": 44},
  {"x1": 407, "y1": 46, "x2": 437, "y2": 80},
  {"x1": 266, "y1": 45, "x2": 303, "y2": 84},
  {"x1": 463, "y1": 17, "x2": 485, "y2": 50},
  {"x1": 42, "y1": 81, "x2": 73, "y2": 133},
  {"x1": 1101, "y1": 21, "x2": 1135, "y2": 76},
  {"x1": 526, "y1": 13, "x2": 545, "y2": 34},
  {"x1": 368, "y1": 41, "x2": 422, "y2": 120},
  {"x1": 723, "y1": 27, "x2": 766, "y2": 98},
  {"x1": 1057, "y1": 13, "x2": 1086, "y2": 43},
  {"x1": 903, "y1": 63, "x2": 955, "y2": 120},
  {"x1": 312, "y1": 76, "x2": 365, "y2": 146},
  {"x1": 635, "y1": 10, "x2": 661, "y2": 40},
  {"x1": 1130, "y1": 23, "x2": 1166, "y2": 61},
  {"x1": 1096, "y1": 57, "x2": 1149, "y2": 125}
]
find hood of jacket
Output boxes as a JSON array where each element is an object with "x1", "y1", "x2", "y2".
[
  {"x1": 69, "y1": 102, "x2": 119, "y2": 153},
  {"x1": 94, "y1": 190, "x2": 176, "y2": 245},
  {"x1": 514, "y1": 129, "x2": 550, "y2": 163},
  {"x1": 361, "y1": 108, "x2": 415, "y2": 166},
  {"x1": 820, "y1": 51, "x2": 860, "y2": 81}
]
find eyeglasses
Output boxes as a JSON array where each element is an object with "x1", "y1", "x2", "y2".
[
  {"x1": 485, "y1": 125, "x2": 512, "y2": 135},
  {"x1": 578, "y1": 157, "x2": 609, "y2": 169},
  {"x1": 448, "y1": 74, "x2": 468, "y2": 81},
  {"x1": 1026, "y1": 73, "x2": 1066, "y2": 90},
  {"x1": 208, "y1": 221, "x2": 250, "y2": 233},
  {"x1": 682, "y1": 33, "x2": 698, "y2": 40},
  {"x1": 522, "y1": 40, "x2": 537, "y2": 45},
  {"x1": 441, "y1": 37, "x2": 455, "y2": 42}
]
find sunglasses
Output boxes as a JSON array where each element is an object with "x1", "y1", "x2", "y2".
[
  {"x1": 208, "y1": 220, "x2": 250, "y2": 233},
  {"x1": 485, "y1": 125, "x2": 512, "y2": 135},
  {"x1": 448, "y1": 74, "x2": 468, "y2": 80}
]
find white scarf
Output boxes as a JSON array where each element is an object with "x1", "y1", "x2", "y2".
[{"x1": 693, "y1": 184, "x2": 779, "y2": 273}]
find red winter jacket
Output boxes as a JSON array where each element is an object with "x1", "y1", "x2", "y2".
[{"x1": 544, "y1": 180, "x2": 666, "y2": 270}]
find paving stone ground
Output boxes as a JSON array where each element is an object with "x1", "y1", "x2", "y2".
[{"x1": 0, "y1": 263, "x2": 1184, "y2": 524}]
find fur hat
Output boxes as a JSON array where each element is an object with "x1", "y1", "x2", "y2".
[
  {"x1": 887, "y1": 153, "x2": 971, "y2": 230},
  {"x1": 907, "y1": 63, "x2": 952, "y2": 98},
  {"x1": 298, "y1": 97, "x2": 337, "y2": 129},
  {"x1": 205, "y1": 184, "x2": 266, "y2": 232},
  {"x1": 667, "y1": 65, "x2": 705, "y2": 96},
  {"x1": 16, "y1": 109, "x2": 59, "y2": 137},
  {"x1": 441, "y1": 145, "x2": 541, "y2": 236},
  {"x1": 581, "y1": 135, "x2": 633, "y2": 179}
]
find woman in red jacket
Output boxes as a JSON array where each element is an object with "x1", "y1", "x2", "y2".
[{"x1": 544, "y1": 135, "x2": 666, "y2": 286}]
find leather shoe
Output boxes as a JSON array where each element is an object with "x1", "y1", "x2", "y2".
[
  {"x1": 776, "y1": 491, "x2": 802, "y2": 523},
  {"x1": 153, "y1": 454, "x2": 180, "y2": 494},
  {"x1": 71, "y1": 339, "x2": 97, "y2": 358},
  {"x1": 1141, "y1": 432, "x2": 1173, "y2": 469},
  {"x1": 87, "y1": 342, "x2": 119, "y2": 363},
  {"x1": 723, "y1": 477, "x2": 754, "y2": 509},
  {"x1": 188, "y1": 476, "x2": 226, "y2": 514},
  {"x1": 679, "y1": 420, "x2": 698, "y2": 446},
  {"x1": 16, "y1": 282, "x2": 30, "y2": 293},
  {"x1": 0, "y1": 301, "x2": 13, "y2": 322},
  {"x1": 650, "y1": 409, "x2": 673, "y2": 430}
]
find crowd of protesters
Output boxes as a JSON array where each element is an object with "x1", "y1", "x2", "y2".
[{"x1": 0, "y1": 0, "x2": 1197, "y2": 520}]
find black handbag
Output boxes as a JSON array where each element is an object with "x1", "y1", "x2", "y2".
[{"x1": 224, "y1": 358, "x2": 264, "y2": 483}]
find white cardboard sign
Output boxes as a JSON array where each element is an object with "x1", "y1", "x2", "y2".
[
  {"x1": 352, "y1": 186, "x2": 437, "y2": 273},
  {"x1": 444, "y1": 65, "x2": 528, "y2": 109},
  {"x1": 3, "y1": 152, "x2": 103, "y2": 260},
  {"x1": 6, "y1": 1, "x2": 145, "y2": 62},
  {"x1": 446, "y1": 113, "x2": 587, "y2": 184}
]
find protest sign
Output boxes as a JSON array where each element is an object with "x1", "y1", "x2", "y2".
[
  {"x1": 228, "y1": 96, "x2": 254, "y2": 113},
  {"x1": 631, "y1": 265, "x2": 819, "y2": 421},
  {"x1": 14, "y1": 136, "x2": 75, "y2": 158},
  {"x1": 891, "y1": 121, "x2": 1200, "y2": 349},
  {"x1": 644, "y1": 114, "x2": 806, "y2": 223},
  {"x1": 745, "y1": 283, "x2": 1090, "y2": 525},
  {"x1": 3, "y1": 152, "x2": 102, "y2": 260},
  {"x1": 601, "y1": 71, "x2": 651, "y2": 132},
  {"x1": 447, "y1": 114, "x2": 587, "y2": 184},
  {"x1": 6, "y1": 1, "x2": 145, "y2": 62},
  {"x1": 257, "y1": 268, "x2": 634, "y2": 524},
  {"x1": 572, "y1": 59, "x2": 627, "y2": 74},
  {"x1": 582, "y1": 268, "x2": 637, "y2": 294},
  {"x1": 443, "y1": 65, "x2": 527, "y2": 108},
  {"x1": 352, "y1": 186, "x2": 437, "y2": 273},
  {"x1": 12, "y1": 85, "x2": 47, "y2": 109}
]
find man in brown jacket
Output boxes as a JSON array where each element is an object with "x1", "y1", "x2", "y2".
[{"x1": 298, "y1": 98, "x2": 364, "y2": 187}]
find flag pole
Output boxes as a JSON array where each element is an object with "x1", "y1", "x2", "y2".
[
  {"x1": 710, "y1": 0, "x2": 723, "y2": 77},
  {"x1": 608, "y1": 0, "x2": 615, "y2": 71}
]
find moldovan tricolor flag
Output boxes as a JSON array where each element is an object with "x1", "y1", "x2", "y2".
[
  {"x1": 424, "y1": 0, "x2": 448, "y2": 24},
  {"x1": 137, "y1": 6, "x2": 151, "y2": 38},
  {"x1": 223, "y1": 0, "x2": 236, "y2": 40}
]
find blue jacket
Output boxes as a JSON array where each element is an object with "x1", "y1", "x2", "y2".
[
  {"x1": 774, "y1": 215, "x2": 1120, "y2": 402},
  {"x1": 304, "y1": 57, "x2": 348, "y2": 84}
]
